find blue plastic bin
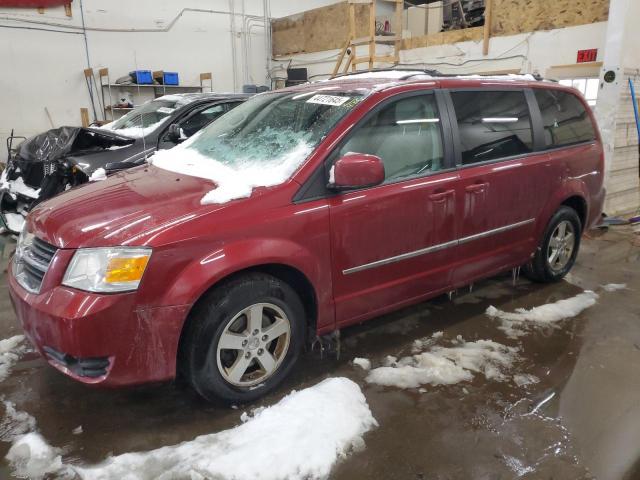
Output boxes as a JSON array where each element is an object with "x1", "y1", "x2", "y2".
[
  {"x1": 163, "y1": 72, "x2": 179, "y2": 85},
  {"x1": 130, "y1": 70, "x2": 153, "y2": 85}
]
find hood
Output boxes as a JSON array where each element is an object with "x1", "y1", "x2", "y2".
[
  {"x1": 29, "y1": 165, "x2": 220, "y2": 248},
  {"x1": 17, "y1": 127, "x2": 135, "y2": 164}
]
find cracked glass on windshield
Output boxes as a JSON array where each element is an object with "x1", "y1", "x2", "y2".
[{"x1": 186, "y1": 91, "x2": 366, "y2": 167}]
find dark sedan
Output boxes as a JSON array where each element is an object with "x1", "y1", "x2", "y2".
[{"x1": 0, "y1": 93, "x2": 249, "y2": 233}]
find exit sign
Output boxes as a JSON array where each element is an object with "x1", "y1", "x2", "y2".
[{"x1": 577, "y1": 49, "x2": 598, "y2": 63}]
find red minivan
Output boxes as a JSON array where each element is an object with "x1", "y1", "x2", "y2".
[{"x1": 8, "y1": 72, "x2": 605, "y2": 402}]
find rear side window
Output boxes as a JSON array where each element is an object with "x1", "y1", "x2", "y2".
[
  {"x1": 451, "y1": 91, "x2": 533, "y2": 165},
  {"x1": 535, "y1": 89, "x2": 597, "y2": 148}
]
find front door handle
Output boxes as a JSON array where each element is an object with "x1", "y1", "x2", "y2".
[
  {"x1": 465, "y1": 183, "x2": 488, "y2": 193},
  {"x1": 429, "y1": 189, "x2": 455, "y2": 201}
]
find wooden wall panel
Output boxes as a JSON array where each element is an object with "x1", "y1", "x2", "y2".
[
  {"x1": 272, "y1": 0, "x2": 610, "y2": 57},
  {"x1": 491, "y1": 0, "x2": 609, "y2": 36},
  {"x1": 272, "y1": 2, "x2": 371, "y2": 56},
  {"x1": 401, "y1": 27, "x2": 484, "y2": 50}
]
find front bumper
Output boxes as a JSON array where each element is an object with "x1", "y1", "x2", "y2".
[{"x1": 8, "y1": 260, "x2": 190, "y2": 387}]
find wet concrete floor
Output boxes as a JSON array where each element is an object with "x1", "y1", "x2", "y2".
[{"x1": 0, "y1": 227, "x2": 639, "y2": 479}]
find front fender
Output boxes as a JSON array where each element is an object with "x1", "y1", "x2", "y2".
[{"x1": 155, "y1": 237, "x2": 334, "y2": 332}]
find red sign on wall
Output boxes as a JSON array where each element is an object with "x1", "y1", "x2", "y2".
[{"x1": 577, "y1": 49, "x2": 598, "y2": 63}]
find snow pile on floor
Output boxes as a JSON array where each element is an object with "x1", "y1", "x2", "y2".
[
  {"x1": 366, "y1": 337, "x2": 519, "y2": 390},
  {"x1": 6, "y1": 432, "x2": 64, "y2": 479},
  {"x1": 601, "y1": 283, "x2": 627, "y2": 292},
  {"x1": 150, "y1": 139, "x2": 313, "y2": 205},
  {"x1": 353, "y1": 358, "x2": 371, "y2": 371},
  {"x1": 0, "y1": 335, "x2": 27, "y2": 382},
  {"x1": 485, "y1": 291, "x2": 599, "y2": 338},
  {"x1": 0, "y1": 401, "x2": 36, "y2": 442},
  {"x1": 89, "y1": 168, "x2": 107, "y2": 182},
  {"x1": 70, "y1": 377, "x2": 376, "y2": 480},
  {"x1": 513, "y1": 374, "x2": 539, "y2": 387}
]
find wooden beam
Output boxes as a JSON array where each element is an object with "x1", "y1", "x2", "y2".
[
  {"x1": 80, "y1": 108, "x2": 90, "y2": 128},
  {"x1": 368, "y1": 0, "x2": 376, "y2": 70},
  {"x1": 332, "y1": 41, "x2": 351, "y2": 78},
  {"x1": 343, "y1": 51, "x2": 354, "y2": 74},
  {"x1": 83, "y1": 68, "x2": 94, "y2": 78},
  {"x1": 394, "y1": 0, "x2": 402, "y2": 63},
  {"x1": 64, "y1": 2, "x2": 72, "y2": 17},
  {"x1": 483, "y1": 0, "x2": 493, "y2": 56},
  {"x1": 37, "y1": 7, "x2": 44, "y2": 13}
]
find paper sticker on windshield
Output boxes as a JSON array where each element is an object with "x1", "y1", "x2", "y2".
[
  {"x1": 306, "y1": 95, "x2": 350, "y2": 106},
  {"x1": 157, "y1": 107, "x2": 176, "y2": 114}
]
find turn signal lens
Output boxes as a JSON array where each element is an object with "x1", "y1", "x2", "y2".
[{"x1": 105, "y1": 256, "x2": 150, "y2": 283}]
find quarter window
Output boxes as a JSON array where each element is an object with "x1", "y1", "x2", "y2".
[
  {"x1": 451, "y1": 91, "x2": 533, "y2": 165},
  {"x1": 336, "y1": 94, "x2": 445, "y2": 182},
  {"x1": 534, "y1": 89, "x2": 597, "y2": 148}
]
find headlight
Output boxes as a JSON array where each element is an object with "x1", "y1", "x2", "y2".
[
  {"x1": 62, "y1": 247, "x2": 152, "y2": 293},
  {"x1": 15, "y1": 223, "x2": 34, "y2": 259}
]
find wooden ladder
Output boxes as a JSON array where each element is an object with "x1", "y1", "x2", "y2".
[{"x1": 332, "y1": 0, "x2": 403, "y2": 77}]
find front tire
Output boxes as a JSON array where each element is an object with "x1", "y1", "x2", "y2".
[
  {"x1": 182, "y1": 273, "x2": 305, "y2": 403},
  {"x1": 524, "y1": 206, "x2": 582, "y2": 283}
]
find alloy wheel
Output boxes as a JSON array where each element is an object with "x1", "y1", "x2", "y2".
[
  {"x1": 547, "y1": 220, "x2": 576, "y2": 272},
  {"x1": 216, "y1": 302, "x2": 291, "y2": 387}
]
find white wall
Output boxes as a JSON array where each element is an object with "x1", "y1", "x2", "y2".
[{"x1": 0, "y1": 0, "x2": 340, "y2": 156}]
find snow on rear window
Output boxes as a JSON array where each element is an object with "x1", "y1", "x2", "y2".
[{"x1": 151, "y1": 90, "x2": 365, "y2": 204}]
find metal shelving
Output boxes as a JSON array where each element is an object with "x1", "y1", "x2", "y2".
[{"x1": 97, "y1": 68, "x2": 214, "y2": 121}]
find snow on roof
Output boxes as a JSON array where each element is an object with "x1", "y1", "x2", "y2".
[
  {"x1": 6, "y1": 378, "x2": 377, "y2": 480},
  {"x1": 328, "y1": 70, "x2": 434, "y2": 81}
]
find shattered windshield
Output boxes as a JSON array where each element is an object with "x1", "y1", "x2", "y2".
[
  {"x1": 103, "y1": 99, "x2": 180, "y2": 137},
  {"x1": 187, "y1": 90, "x2": 365, "y2": 168},
  {"x1": 150, "y1": 89, "x2": 366, "y2": 205}
]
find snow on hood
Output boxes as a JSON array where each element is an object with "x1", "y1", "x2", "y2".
[
  {"x1": 100, "y1": 116, "x2": 170, "y2": 139},
  {"x1": 5, "y1": 378, "x2": 377, "y2": 480},
  {"x1": 150, "y1": 139, "x2": 313, "y2": 205}
]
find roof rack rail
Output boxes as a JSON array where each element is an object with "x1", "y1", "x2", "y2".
[
  {"x1": 329, "y1": 67, "x2": 550, "y2": 82},
  {"x1": 330, "y1": 67, "x2": 444, "y2": 80}
]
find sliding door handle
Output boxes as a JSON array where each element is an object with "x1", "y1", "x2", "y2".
[
  {"x1": 465, "y1": 183, "x2": 488, "y2": 193},
  {"x1": 429, "y1": 189, "x2": 455, "y2": 201}
]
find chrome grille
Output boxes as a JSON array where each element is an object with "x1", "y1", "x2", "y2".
[{"x1": 14, "y1": 237, "x2": 58, "y2": 293}]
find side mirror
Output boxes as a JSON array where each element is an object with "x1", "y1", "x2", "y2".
[
  {"x1": 329, "y1": 153, "x2": 385, "y2": 190},
  {"x1": 166, "y1": 124, "x2": 182, "y2": 143}
]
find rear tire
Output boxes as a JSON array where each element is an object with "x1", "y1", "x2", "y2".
[
  {"x1": 523, "y1": 206, "x2": 582, "y2": 283},
  {"x1": 181, "y1": 273, "x2": 305, "y2": 403}
]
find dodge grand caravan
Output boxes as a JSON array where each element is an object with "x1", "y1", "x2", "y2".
[{"x1": 8, "y1": 71, "x2": 605, "y2": 402}]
